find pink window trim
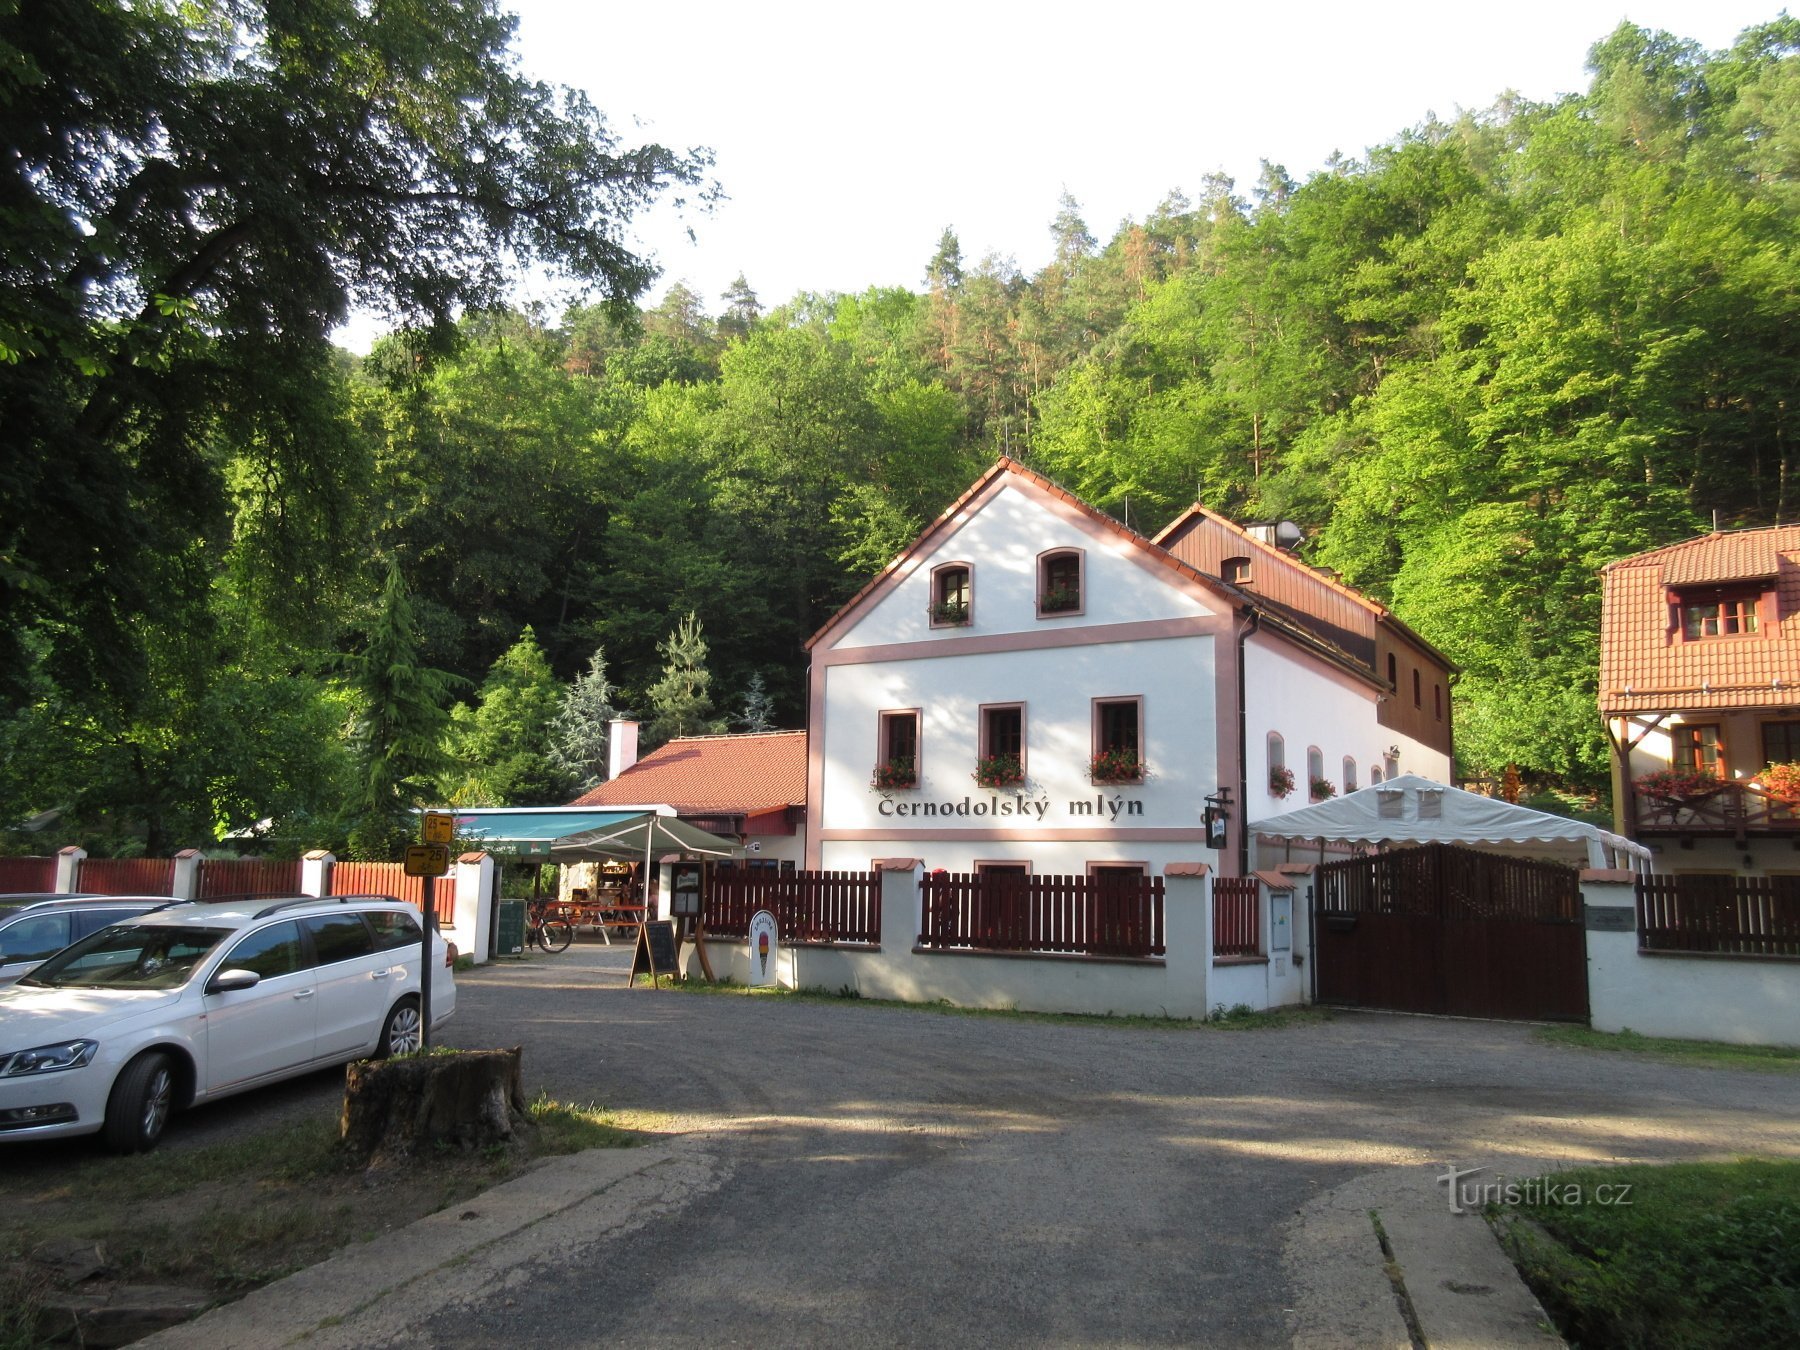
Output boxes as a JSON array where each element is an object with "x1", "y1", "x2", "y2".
[
  {"x1": 928, "y1": 560, "x2": 974, "y2": 630},
  {"x1": 878, "y1": 707, "x2": 922, "y2": 784},
  {"x1": 978, "y1": 701, "x2": 1028, "y2": 781},
  {"x1": 1086, "y1": 860, "x2": 1150, "y2": 881},
  {"x1": 974, "y1": 859, "x2": 1034, "y2": 876},
  {"x1": 1036, "y1": 547, "x2": 1087, "y2": 619}
]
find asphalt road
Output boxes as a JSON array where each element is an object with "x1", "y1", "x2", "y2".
[{"x1": 364, "y1": 944, "x2": 1800, "y2": 1348}]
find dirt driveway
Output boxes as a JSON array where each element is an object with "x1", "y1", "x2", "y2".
[{"x1": 341, "y1": 945, "x2": 1800, "y2": 1348}]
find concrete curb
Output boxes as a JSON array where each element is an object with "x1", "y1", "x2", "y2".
[
  {"x1": 1283, "y1": 1163, "x2": 1564, "y2": 1349},
  {"x1": 135, "y1": 1137, "x2": 726, "y2": 1349}
]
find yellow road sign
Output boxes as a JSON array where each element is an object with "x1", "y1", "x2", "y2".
[
  {"x1": 404, "y1": 844, "x2": 451, "y2": 877},
  {"x1": 422, "y1": 812, "x2": 454, "y2": 845}
]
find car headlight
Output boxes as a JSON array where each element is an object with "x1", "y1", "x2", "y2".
[{"x1": 1, "y1": 1040, "x2": 99, "y2": 1076}]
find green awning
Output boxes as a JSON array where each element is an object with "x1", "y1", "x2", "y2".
[{"x1": 449, "y1": 809, "x2": 641, "y2": 853}]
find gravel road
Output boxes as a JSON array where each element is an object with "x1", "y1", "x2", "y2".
[
  {"x1": 54, "y1": 941, "x2": 1800, "y2": 1346},
  {"x1": 399, "y1": 945, "x2": 1800, "y2": 1347}
]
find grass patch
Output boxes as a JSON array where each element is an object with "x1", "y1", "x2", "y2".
[
  {"x1": 1494, "y1": 1159, "x2": 1800, "y2": 1349},
  {"x1": 0, "y1": 1091, "x2": 650, "y2": 1343},
  {"x1": 1535, "y1": 1024, "x2": 1800, "y2": 1074},
  {"x1": 634, "y1": 973, "x2": 1331, "y2": 1031}
]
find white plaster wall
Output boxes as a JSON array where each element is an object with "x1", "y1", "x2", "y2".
[
  {"x1": 740, "y1": 832, "x2": 808, "y2": 870},
  {"x1": 684, "y1": 867, "x2": 1218, "y2": 1019},
  {"x1": 817, "y1": 635, "x2": 1219, "y2": 875},
  {"x1": 834, "y1": 481, "x2": 1217, "y2": 650},
  {"x1": 1584, "y1": 881, "x2": 1800, "y2": 1046},
  {"x1": 1243, "y1": 635, "x2": 1451, "y2": 825},
  {"x1": 1633, "y1": 835, "x2": 1800, "y2": 878}
]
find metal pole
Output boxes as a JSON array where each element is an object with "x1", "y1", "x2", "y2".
[{"x1": 419, "y1": 873, "x2": 433, "y2": 1051}]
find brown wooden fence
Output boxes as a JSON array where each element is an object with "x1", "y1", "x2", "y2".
[
  {"x1": 329, "y1": 861, "x2": 427, "y2": 908},
  {"x1": 917, "y1": 872, "x2": 1165, "y2": 959},
  {"x1": 703, "y1": 870, "x2": 880, "y2": 944},
  {"x1": 0, "y1": 856, "x2": 57, "y2": 892},
  {"x1": 198, "y1": 858, "x2": 305, "y2": 900},
  {"x1": 1212, "y1": 876, "x2": 1260, "y2": 956},
  {"x1": 77, "y1": 857, "x2": 175, "y2": 896},
  {"x1": 1636, "y1": 875, "x2": 1800, "y2": 958}
]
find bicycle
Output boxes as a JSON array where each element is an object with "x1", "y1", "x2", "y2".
[{"x1": 526, "y1": 899, "x2": 573, "y2": 953}]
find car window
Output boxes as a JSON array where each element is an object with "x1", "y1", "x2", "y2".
[
  {"x1": 71, "y1": 907, "x2": 149, "y2": 941},
  {"x1": 365, "y1": 911, "x2": 422, "y2": 952},
  {"x1": 24, "y1": 926, "x2": 231, "y2": 989},
  {"x1": 220, "y1": 920, "x2": 306, "y2": 979},
  {"x1": 303, "y1": 913, "x2": 376, "y2": 965},
  {"x1": 0, "y1": 913, "x2": 71, "y2": 964}
]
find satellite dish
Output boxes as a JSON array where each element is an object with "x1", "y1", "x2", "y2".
[{"x1": 1274, "y1": 520, "x2": 1304, "y2": 549}]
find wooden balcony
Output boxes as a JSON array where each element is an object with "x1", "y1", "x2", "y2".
[{"x1": 1632, "y1": 779, "x2": 1800, "y2": 839}]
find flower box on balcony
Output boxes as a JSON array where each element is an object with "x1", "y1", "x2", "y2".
[{"x1": 1633, "y1": 768, "x2": 1721, "y2": 802}]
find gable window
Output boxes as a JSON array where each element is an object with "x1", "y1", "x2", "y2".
[
  {"x1": 1343, "y1": 756, "x2": 1358, "y2": 794},
  {"x1": 1222, "y1": 556, "x2": 1252, "y2": 585},
  {"x1": 1037, "y1": 549, "x2": 1084, "y2": 616},
  {"x1": 1091, "y1": 697, "x2": 1143, "y2": 782},
  {"x1": 978, "y1": 703, "x2": 1026, "y2": 786},
  {"x1": 875, "y1": 709, "x2": 920, "y2": 790},
  {"x1": 1681, "y1": 593, "x2": 1758, "y2": 640},
  {"x1": 1763, "y1": 721, "x2": 1800, "y2": 767},
  {"x1": 1672, "y1": 723, "x2": 1723, "y2": 776},
  {"x1": 930, "y1": 562, "x2": 972, "y2": 628}
]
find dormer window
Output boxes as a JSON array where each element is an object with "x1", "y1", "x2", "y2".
[
  {"x1": 1681, "y1": 593, "x2": 1758, "y2": 640},
  {"x1": 930, "y1": 562, "x2": 972, "y2": 627},
  {"x1": 1037, "y1": 549, "x2": 1084, "y2": 616},
  {"x1": 1222, "y1": 556, "x2": 1252, "y2": 585}
]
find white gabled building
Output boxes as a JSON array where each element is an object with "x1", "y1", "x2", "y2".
[{"x1": 804, "y1": 458, "x2": 1454, "y2": 878}]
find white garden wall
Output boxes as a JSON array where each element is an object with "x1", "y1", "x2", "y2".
[{"x1": 1583, "y1": 876, "x2": 1800, "y2": 1047}]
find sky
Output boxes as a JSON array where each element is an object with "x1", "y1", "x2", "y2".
[{"x1": 340, "y1": 1, "x2": 1784, "y2": 348}]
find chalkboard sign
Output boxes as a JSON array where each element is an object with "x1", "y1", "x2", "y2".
[{"x1": 631, "y1": 919, "x2": 680, "y2": 986}]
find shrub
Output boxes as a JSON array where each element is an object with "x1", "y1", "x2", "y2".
[
  {"x1": 1269, "y1": 764, "x2": 1296, "y2": 798},
  {"x1": 1309, "y1": 778, "x2": 1336, "y2": 801}
]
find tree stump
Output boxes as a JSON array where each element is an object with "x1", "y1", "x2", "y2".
[{"x1": 340, "y1": 1047, "x2": 529, "y2": 1165}]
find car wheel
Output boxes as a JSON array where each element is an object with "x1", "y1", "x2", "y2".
[
  {"x1": 103, "y1": 1051, "x2": 175, "y2": 1154},
  {"x1": 378, "y1": 996, "x2": 422, "y2": 1058}
]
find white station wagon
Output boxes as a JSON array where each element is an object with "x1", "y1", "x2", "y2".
[{"x1": 0, "y1": 895, "x2": 456, "y2": 1151}]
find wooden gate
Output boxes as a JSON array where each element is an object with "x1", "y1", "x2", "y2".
[{"x1": 1312, "y1": 843, "x2": 1587, "y2": 1022}]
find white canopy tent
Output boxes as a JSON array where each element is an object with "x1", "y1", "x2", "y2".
[{"x1": 1253, "y1": 774, "x2": 1652, "y2": 872}]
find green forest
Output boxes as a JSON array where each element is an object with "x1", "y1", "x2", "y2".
[{"x1": 4, "y1": 2, "x2": 1799, "y2": 857}]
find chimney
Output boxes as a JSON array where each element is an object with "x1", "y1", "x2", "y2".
[{"x1": 607, "y1": 718, "x2": 639, "y2": 781}]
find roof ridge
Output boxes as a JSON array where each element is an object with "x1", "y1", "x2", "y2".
[{"x1": 657, "y1": 730, "x2": 806, "y2": 743}]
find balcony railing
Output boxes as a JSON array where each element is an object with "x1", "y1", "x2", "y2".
[{"x1": 1631, "y1": 779, "x2": 1800, "y2": 837}]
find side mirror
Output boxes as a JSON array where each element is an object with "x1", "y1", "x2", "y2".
[{"x1": 207, "y1": 968, "x2": 262, "y2": 994}]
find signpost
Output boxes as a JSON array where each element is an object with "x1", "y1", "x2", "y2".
[{"x1": 408, "y1": 813, "x2": 455, "y2": 1051}]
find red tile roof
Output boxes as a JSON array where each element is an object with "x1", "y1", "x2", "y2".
[
  {"x1": 570, "y1": 731, "x2": 807, "y2": 815},
  {"x1": 1599, "y1": 526, "x2": 1800, "y2": 715}
]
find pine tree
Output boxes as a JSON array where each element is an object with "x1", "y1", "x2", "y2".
[
  {"x1": 550, "y1": 645, "x2": 617, "y2": 792},
  {"x1": 442, "y1": 626, "x2": 564, "y2": 806},
  {"x1": 645, "y1": 612, "x2": 726, "y2": 746},
  {"x1": 346, "y1": 563, "x2": 461, "y2": 859},
  {"x1": 736, "y1": 671, "x2": 776, "y2": 733}
]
